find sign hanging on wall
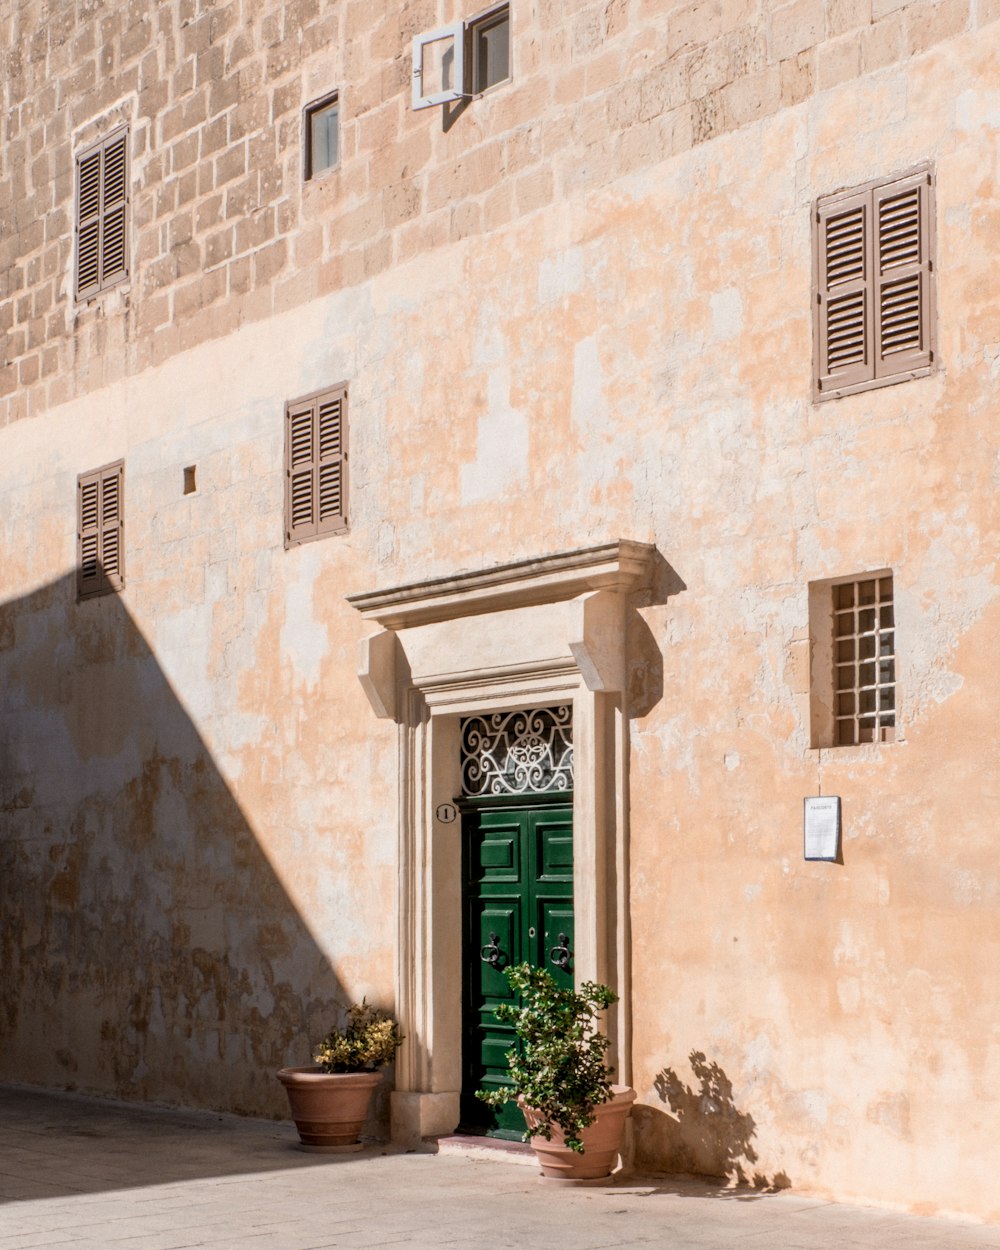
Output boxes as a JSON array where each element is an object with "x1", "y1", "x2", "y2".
[{"x1": 804, "y1": 796, "x2": 841, "y2": 861}]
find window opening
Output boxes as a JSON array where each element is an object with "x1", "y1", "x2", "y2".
[
  {"x1": 832, "y1": 576, "x2": 895, "y2": 745},
  {"x1": 809, "y1": 572, "x2": 896, "y2": 747},
  {"x1": 304, "y1": 92, "x2": 339, "y2": 180},
  {"x1": 412, "y1": 4, "x2": 510, "y2": 110},
  {"x1": 472, "y1": 6, "x2": 510, "y2": 94}
]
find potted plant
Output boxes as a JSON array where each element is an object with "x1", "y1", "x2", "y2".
[
  {"x1": 277, "y1": 1000, "x2": 403, "y2": 1152},
  {"x1": 477, "y1": 963, "x2": 635, "y2": 1182}
]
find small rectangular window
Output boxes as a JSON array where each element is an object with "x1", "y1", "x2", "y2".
[
  {"x1": 284, "y1": 383, "x2": 348, "y2": 548},
  {"x1": 304, "y1": 92, "x2": 339, "y2": 180},
  {"x1": 75, "y1": 127, "x2": 129, "y2": 301},
  {"x1": 412, "y1": 4, "x2": 510, "y2": 110},
  {"x1": 809, "y1": 573, "x2": 896, "y2": 747},
  {"x1": 814, "y1": 166, "x2": 935, "y2": 400},
  {"x1": 471, "y1": 5, "x2": 510, "y2": 94},
  {"x1": 78, "y1": 460, "x2": 125, "y2": 599}
]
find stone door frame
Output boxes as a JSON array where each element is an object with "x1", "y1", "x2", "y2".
[{"x1": 347, "y1": 541, "x2": 654, "y2": 1145}]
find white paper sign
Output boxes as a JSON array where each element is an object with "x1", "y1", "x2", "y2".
[{"x1": 804, "y1": 796, "x2": 841, "y2": 861}]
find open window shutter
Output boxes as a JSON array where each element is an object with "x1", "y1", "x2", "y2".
[
  {"x1": 816, "y1": 189, "x2": 873, "y2": 395},
  {"x1": 411, "y1": 21, "x2": 465, "y2": 109},
  {"x1": 101, "y1": 132, "x2": 128, "y2": 288},
  {"x1": 316, "y1": 388, "x2": 346, "y2": 536},
  {"x1": 874, "y1": 170, "x2": 932, "y2": 379},
  {"x1": 76, "y1": 149, "x2": 102, "y2": 299},
  {"x1": 78, "y1": 461, "x2": 124, "y2": 597}
]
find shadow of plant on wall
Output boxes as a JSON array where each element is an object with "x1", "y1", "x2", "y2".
[{"x1": 652, "y1": 1051, "x2": 791, "y2": 1192}]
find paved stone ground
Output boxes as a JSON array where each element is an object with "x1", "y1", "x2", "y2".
[{"x1": 1, "y1": 1085, "x2": 997, "y2": 1250}]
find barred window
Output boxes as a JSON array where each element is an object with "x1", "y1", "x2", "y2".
[{"x1": 809, "y1": 573, "x2": 896, "y2": 747}]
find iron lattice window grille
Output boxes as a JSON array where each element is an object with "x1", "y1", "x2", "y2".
[
  {"x1": 460, "y1": 706, "x2": 573, "y2": 796},
  {"x1": 814, "y1": 166, "x2": 935, "y2": 400},
  {"x1": 78, "y1": 460, "x2": 125, "y2": 599},
  {"x1": 284, "y1": 383, "x2": 348, "y2": 548},
  {"x1": 412, "y1": 3, "x2": 510, "y2": 110},
  {"x1": 304, "y1": 91, "x2": 339, "y2": 180},
  {"x1": 75, "y1": 127, "x2": 129, "y2": 300},
  {"x1": 831, "y1": 575, "x2": 896, "y2": 745}
]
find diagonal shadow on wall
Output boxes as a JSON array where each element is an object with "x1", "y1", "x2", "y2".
[{"x1": 0, "y1": 572, "x2": 380, "y2": 1199}]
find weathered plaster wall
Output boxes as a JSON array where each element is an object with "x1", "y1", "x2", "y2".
[
  {"x1": 1, "y1": 0, "x2": 998, "y2": 1223},
  {"x1": 0, "y1": 314, "x2": 399, "y2": 1119}
]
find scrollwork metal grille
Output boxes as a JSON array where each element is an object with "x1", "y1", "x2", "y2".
[{"x1": 460, "y1": 706, "x2": 573, "y2": 796}]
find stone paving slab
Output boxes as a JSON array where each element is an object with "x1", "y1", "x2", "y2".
[{"x1": 0, "y1": 1085, "x2": 996, "y2": 1250}]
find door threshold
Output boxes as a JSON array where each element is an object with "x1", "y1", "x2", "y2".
[{"x1": 430, "y1": 1133, "x2": 536, "y2": 1166}]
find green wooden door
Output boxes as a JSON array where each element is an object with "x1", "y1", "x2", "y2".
[{"x1": 460, "y1": 796, "x2": 574, "y2": 1138}]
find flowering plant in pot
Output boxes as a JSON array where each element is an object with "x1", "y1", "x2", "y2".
[
  {"x1": 477, "y1": 963, "x2": 635, "y2": 1181},
  {"x1": 278, "y1": 1001, "x2": 403, "y2": 1152}
]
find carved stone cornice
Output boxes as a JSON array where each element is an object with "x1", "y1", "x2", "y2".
[{"x1": 346, "y1": 540, "x2": 655, "y2": 630}]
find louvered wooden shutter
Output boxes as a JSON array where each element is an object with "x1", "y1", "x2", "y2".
[
  {"x1": 874, "y1": 170, "x2": 932, "y2": 378},
  {"x1": 76, "y1": 129, "x2": 128, "y2": 299},
  {"x1": 285, "y1": 385, "x2": 348, "y2": 546},
  {"x1": 78, "y1": 461, "x2": 125, "y2": 598},
  {"x1": 816, "y1": 189, "x2": 872, "y2": 395},
  {"x1": 815, "y1": 167, "x2": 935, "y2": 398}
]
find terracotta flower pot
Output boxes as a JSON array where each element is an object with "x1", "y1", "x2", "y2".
[
  {"x1": 519, "y1": 1085, "x2": 636, "y2": 1182},
  {"x1": 277, "y1": 1066, "x2": 382, "y2": 1152}
]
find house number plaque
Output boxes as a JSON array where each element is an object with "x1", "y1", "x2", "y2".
[{"x1": 435, "y1": 803, "x2": 457, "y2": 824}]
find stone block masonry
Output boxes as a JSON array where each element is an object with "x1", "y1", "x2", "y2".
[{"x1": 0, "y1": 0, "x2": 991, "y2": 427}]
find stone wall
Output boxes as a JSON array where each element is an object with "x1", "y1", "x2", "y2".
[
  {"x1": 2, "y1": 0, "x2": 997, "y2": 421},
  {"x1": 1, "y1": 0, "x2": 999, "y2": 1224}
]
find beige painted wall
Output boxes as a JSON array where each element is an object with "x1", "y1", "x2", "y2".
[{"x1": 1, "y1": 0, "x2": 998, "y2": 1224}]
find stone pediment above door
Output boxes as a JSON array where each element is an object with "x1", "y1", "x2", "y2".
[{"x1": 346, "y1": 541, "x2": 656, "y2": 720}]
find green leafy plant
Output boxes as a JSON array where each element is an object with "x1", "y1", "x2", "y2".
[
  {"x1": 477, "y1": 963, "x2": 618, "y2": 1153},
  {"x1": 314, "y1": 1000, "x2": 403, "y2": 1073}
]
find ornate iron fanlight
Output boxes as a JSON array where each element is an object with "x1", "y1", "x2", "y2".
[{"x1": 460, "y1": 705, "x2": 573, "y2": 797}]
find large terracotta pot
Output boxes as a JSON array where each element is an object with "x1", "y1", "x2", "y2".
[
  {"x1": 277, "y1": 1066, "x2": 382, "y2": 1152},
  {"x1": 520, "y1": 1085, "x2": 636, "y2": 1182}
]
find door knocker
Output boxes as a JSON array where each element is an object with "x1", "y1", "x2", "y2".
[{"x1": 480, "y1": 932, "x2": 504, "y2": 969}]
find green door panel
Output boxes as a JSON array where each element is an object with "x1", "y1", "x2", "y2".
[{"x1": 460, "y1": 799, "x2": 574, "y2": 1138}]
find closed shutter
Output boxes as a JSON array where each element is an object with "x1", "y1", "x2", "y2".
[
  {"x1": 78, "y1": 461, "x2": 125, "y2": 598},
  {"x1": 814, "y1": 166, "x2": 935, "y2": 399},
  {"x1": 815, "y1": 189, "x2": 872, "y2": 396},
  {"x1": 76, "y1": 129, "x2": 129, "y2": 300},
  {"x1": 874, "y1": 170, "x2": 933, "y2": 378},
  {"x1": 285, "y1": 384, "x2": 348, "y2": 546}
]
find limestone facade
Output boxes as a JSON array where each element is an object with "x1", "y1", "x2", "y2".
[{"x1": 1, "y1": 0, "x2": 999, "y2": 1223}]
